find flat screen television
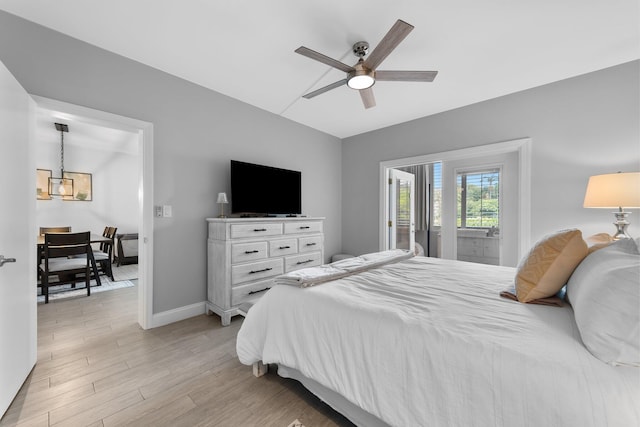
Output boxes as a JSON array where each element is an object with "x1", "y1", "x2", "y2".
[{"x1": 230, "y1": 160, "x2": 301, "y2": 216}]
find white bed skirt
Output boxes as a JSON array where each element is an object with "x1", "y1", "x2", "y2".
[{"x1": 277, "y1": 365, "x2": 389, "y2": 427}]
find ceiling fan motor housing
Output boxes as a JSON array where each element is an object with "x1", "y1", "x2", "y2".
[
  {"x1": 347, "y1": 61, "x2": 375, "y2": 89},
  {"x1": 352, "y1": 41, "x2": 369, "y2": 58}
]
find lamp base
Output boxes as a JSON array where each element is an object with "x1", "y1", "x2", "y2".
[{"x1": 612, "y1": 210, "x2": 632, "y2": 240}]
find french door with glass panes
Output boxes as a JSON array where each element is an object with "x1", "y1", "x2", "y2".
[{"x1": 388, "y1": 169, "x2": 415, "y2": 251}]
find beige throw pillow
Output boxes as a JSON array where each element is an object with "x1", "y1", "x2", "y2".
[{"x1": 515, "y1": 229, "x2": 588, "y2": 302}]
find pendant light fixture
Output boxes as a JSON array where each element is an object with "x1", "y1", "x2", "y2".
[{"x1": 48, "y1": 123, "x2": 74, "y2": 198}]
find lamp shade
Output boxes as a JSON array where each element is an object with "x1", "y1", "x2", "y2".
[
  {"x1": 583, "y1": 172, "x2": 640, "y2": 208},
  {"x1": 216, "y1": 192, "x2": 229, "y2": 204}
]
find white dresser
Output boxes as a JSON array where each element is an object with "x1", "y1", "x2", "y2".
[{"x1": 206, "y1": 217, "x2": 325, "y2": 325}]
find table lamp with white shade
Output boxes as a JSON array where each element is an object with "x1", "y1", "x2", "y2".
[
  {"x1": 583, "y1": 172, "x2": 640, "y2": 240},
  {"x1": 217, "y1": 192, "x2": 229, "y2": 218}
]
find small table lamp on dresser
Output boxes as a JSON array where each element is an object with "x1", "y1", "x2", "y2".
[
  {"x1": 583, "y1": 172, "x2": 640, "y2": 240},
  {"x1": 217, "y1": 192, "x2": 229, "y2": 218}
]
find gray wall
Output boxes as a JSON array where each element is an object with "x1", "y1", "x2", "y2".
[
  {"x1": 0, "y1": 11, "x2": 342, "y2": 313},
  {"x1": 342, "y1": 61, "x2": 640, "y2": 256}
]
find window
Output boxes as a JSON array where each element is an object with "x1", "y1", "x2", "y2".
[
  {"x1": 431, "y1": 162, "x2": 442, "y2": 226},
  {"x1": 456, "y1": 169, "x2": 500, "y2": 228}
]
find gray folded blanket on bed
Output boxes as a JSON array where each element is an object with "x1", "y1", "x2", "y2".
[{"x1": 274, "y1": 249, "x2": 414, "y2": 288}]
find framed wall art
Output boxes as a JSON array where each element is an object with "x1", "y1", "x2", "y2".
[
  {"x1": 63, "y1": 171, "x2": 92, "y2": 201},
  {"x1": 36, "y1": 169, "x2": 52, "y2": 200}
]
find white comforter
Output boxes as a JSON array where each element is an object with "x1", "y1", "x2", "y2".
[{"x1": 236, "y1": 257, "x2": 640, "y2": 427}]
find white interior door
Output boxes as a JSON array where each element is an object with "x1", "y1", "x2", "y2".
[
  {"x1": 0, "y1": 61, "x2": 37, "y2": 417},
  {"x1": 388, "y1": 169, "x2": 415, "y2": 251}
]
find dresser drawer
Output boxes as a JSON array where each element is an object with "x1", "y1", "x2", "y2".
[
  {"x1": 231, "y1": 241, "x2": 268, "y2": 264},
  {"x1": 269, "y1": 238, "x2": 298, "y2": 257},
  {"x1": 284, "y1": 221, "x2": 322, "y2": 235},
  {"x1": 231, "y1": 279, "x2": 273, "y2": 307},
  {"x1": 232, "y1": 258, "x2": 283, "y2": 286},
  {"x1": 230, "y1": 222, "x2": 282, "y2": 239},
  {"x1": 298, "y1": 235, "x2": 323, "y2": 253},
  {"x1": 285, "y1": 252, "x2": 322, "y2": 272}
]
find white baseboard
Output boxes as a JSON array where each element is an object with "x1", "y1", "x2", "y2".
[{"x1": 151, "y1": 301, "x2": 207, "y2": 328}]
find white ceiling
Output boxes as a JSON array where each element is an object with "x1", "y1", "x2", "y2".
[{"x1": 1, "y1": 0, "x2": 638, "y2": 139}]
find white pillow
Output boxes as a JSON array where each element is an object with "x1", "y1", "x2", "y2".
[{"x1": 566, "y1": 238, "x2": 640, "y2": 366}]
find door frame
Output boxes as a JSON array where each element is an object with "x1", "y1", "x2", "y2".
[
  {"x1": 32, "y1": 96, "x2": 154, "y2": 330},
  {"x1": 379, "y1": 138, "x2": 532, "y2": 261}
]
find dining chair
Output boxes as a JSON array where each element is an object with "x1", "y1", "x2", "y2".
[
  {"x1": 68, "y1": 227, "x2": 117, "y2": 281},
  {"x1": 100, "y1": 227, "x2": 118, "y2": 257},
  {"x1": 92, "y1": 226, "x2": 117, "y2": 280},
  {"x1": 37, "y1": 226, "x2": 72, "y2": 279},
  {"x1": 38, "y1": 231, "x2": 99, "y2": 303},
  {"x1": 95, "y1": 227, "x2": 118, "y2": 280}
]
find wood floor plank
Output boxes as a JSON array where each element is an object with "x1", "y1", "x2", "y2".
[
  {"x1": 49, "y1": 389, "x2": 143, "y2": 426},
  {"x1": 2, "y1": 383, "x2": 95, "y2": 425},
  {"x1": 48, "y1": 360, "x2": 130, "y2": 388},
  {"x1": 29, "y1": 356, "x2": 89, "y2": 384},
  {"x1": 102, "y1": 395, "x2": 197, "y2": 427},
  {"x1": 13, "y1": 412, "x2": 49, "y2": 427}
]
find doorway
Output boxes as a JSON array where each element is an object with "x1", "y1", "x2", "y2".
[
  {"x1": 379, "y1": 138, "x2": 531, "y2": 267},
  {"x1": 32, "y1": 96, "x2": 155, "y2": 329}
]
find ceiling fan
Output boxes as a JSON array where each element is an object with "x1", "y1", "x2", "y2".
[{"x1": 295, "y1": 19, "x2": 438, "y2": 109}]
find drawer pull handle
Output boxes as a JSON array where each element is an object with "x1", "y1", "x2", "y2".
[
  {"x1": 296, "y1": 259, "x2": 314, "y2": 265},
  {"x1": 306, "y1": 243, "x2": 316, "y2": 246},
  {"x1": 249, "y1": 267, "x2": 272, "y2": 274},
  {"x1": 253, "y1": 228, "x2": 267, "y2": 232},
  {"x1": 244, "y1": 250, "x2": 259, "y2": 254},
  {"x1": 279, "y1": 246, "x2": 291, "y2": 249},
  {"x1": 248, "y1": 287, "x2": 271, "y2": 295},
  {"x1": 299, "y1": 226, "x2": 310, "y2": 229}
]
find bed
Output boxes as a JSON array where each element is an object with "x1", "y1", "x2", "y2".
[{"x1": 236, "y1": 235, "x2": 640, "y2": 427}]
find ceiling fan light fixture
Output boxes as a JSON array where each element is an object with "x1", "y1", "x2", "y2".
[{"x1": 347, "y1": 67, "x2": 375, "y2": 90}]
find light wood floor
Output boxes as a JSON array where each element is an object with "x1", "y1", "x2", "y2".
[{"x1": 1, "y1": 282, "x2": 353, "y2": 426}]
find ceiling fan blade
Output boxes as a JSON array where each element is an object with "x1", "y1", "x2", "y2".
[
  {"x1": 302, "y1": 79, "x2": 348, "y2": 99},
  {"x1": 364, "y1": 19, "x2": 414, "y2": 70},
  {"x1": 375, "y1": 70, "x2": 438, "y2": 82},
  {"x1": 359, "y1": 87, "x2": 376, "y2": 109},
  {"x1": 295, "y1": 46, "x2": 355, "y2": 73}
]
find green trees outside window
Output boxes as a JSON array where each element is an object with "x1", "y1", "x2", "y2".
[{"x1": 457, "y1": 170, "x2": 500, "y2": 228}]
